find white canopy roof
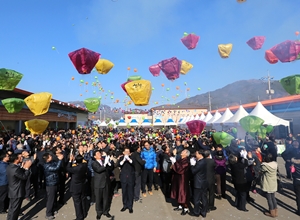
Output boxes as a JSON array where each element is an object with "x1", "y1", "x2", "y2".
[
  {"x1": 141, "y1": 119, "x2": 151, "y2": 127},
  {"x1": 203, "y1": 112, "x2": 213, "y2": 122},
  {"x1": 153, "y1": 118, "x2": 164, "y2": 126},
  {"x1": 99, "y1": 121, "x2": 107, "y2": 127},
  {"x1": 194, "y1": 114, "x2": 200, "y2": 120},
  {"x1": 129, "y1": 118, "x2": 139, "y2": 126},
  {"x1": 117, "y1": 118, "x2": 127, "y2": 127},
  {"x1": 206, "y1": 111, "x2": 222, "y2": 124},
  {"x1": 165, "y1": 118, "x2": 177, "y2": 126},
  {"x1": 213, "y1": 108, "x2": 234, "y2": 125},
  {"x1": 199, "y1": 113, "x2": 205, "y2": 120},
  {"x1": 249, "y1": 102, "x2": 290, "y2": 127},
  {"x1": 223, "y1": 105, "x2": 249, "y2": 125}
]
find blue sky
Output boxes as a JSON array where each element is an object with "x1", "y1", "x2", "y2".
[{"x1": 1, "y1": 0, "x2": 300, "y2": 109}]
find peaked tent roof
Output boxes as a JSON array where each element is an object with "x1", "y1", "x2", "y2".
[
  {"x1": 153, "y1": 118, "x2": 164, "y2": 126},
  {"x1": 199, "y1": 113, "x2": 205, "y2": 120},
  {"x1": 141, "y1": 119, "x2": 151, "y2": 126},
  {"x1": 129, "y1": 118, "x2": 139, "y2": 126},
  {"x1": 194, "y1": 114, "x2": 200, "y2": 120},
  {"x1": 99, "y1": 121, "x2": 107, "y2": 127},
  {"x1": 206, "y1": 111, "x2": 222, "y2": 124},
  {"x1": 203, "y1": 112, "x2": 213, "y2": 122},
  {"x1": 249, "y1": 102, "x2": 290, "y2": 127},
  {"x1": 213, "y1": 108, "x2": 234, "y2": 125},
  {"x1": 118, "y1": 118, "x2": 127, "y2": 127},
  {"x1": 223, "y1": 105, "x2": 249, "y2": 125},
  {"x1": 165, "y1": 118, "x2": 177, "y2": 126}
]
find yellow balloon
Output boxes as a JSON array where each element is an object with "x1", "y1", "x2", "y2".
[
  {"x1": 24, "y1": 92, "x2": 52, "y2": 116},
  {"x1": 218, "y1": 43, "x2": 233, "y2": 58},
  {"x1": 95, "y1": 59, "x2": 114, "y2": 74},
  {"x1": 180, "y1": 60, "x2": 193, "y2": 75},
  {"x1": 124, "y1": 79, "x2": 152, "y2": 106},
  {"x1": 25, "y1": 119, "x2": 49, "y2": 135}
]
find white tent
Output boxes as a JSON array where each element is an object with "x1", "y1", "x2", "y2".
[
  {"x1": 129, "y1": 118, "x2": 139, "y2": 126},
  {"x1": 165, "y1": 118, "x2": 177, "y2": 126},
  {"x1": 107, "y1": 119, "x2": 117, "y2": 128},
  {"x1": 194, "y1": 114, "x2": 200, "y2": 120},
  {"x1": 177, "y1": 117, "x2": 184, "y2": 124},
  {"x1": 213, "y1": 108, "x2": 234, "y2": 125},
  {"x1": 203, "y1": 112, "x2": 213, "y2": 122},
  {"x1": 183, "y1": 115, "x2": 191, "y2": 123},
  {"x1": 223, "y1": 105, "x2": 249, "y2": 125},
  {"x1": 249, "y1": 102, "x2": 290, "y2": 127},
  {"x1": 117, "y1": 118, "x2": 127, "y2": 127},
  {"x1": 153, "y1": 118, "x2": 164, "y2": 126},
  {"x1": 99, "y1": 121, "x2": 107, "y2": 127},
  {"x1": 199, "y1": 113, "x2": 205, "y2": 120},
  {"x1": 141, "y1": 118, "x2": 151, "y2": 127},
  {"x1": 187, "y1": 115, "x2": 195, "y2": 122},
  {"x1": 206, "y1": 111, "x2": 222, "y2": 125}
]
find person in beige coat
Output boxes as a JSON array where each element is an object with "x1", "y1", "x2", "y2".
[{"x1": 260, "y1": 153, "x2": 278, "y2": 217}]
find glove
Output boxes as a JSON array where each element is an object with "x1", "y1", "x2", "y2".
[
  {"x1": 124, "y1": 155, "x2": 129, "y2": 160},
  {"x1": 104, "y1": 156, "x2": 110, "y2": 167},
  {"x1": 240, "y1": 150, "x2": 247, "y2": 159},
  {"x1": 170, "y1": 157, "x2": 176, "y2": 164},
  {"x1": 190, "y1": 158, "x2": 196, "y2": 166}
]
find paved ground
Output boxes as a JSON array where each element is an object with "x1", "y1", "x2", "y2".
[{"x1": 1, "y1": 157, "x2": 298, "y2": 220}]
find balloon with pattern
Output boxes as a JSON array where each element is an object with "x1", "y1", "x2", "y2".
[
  {"x1": 280, "y1": 74, "x2": 300, "y2": 95},
  {"x1": 0, "y1": 68, "x2": 23, "y2": 91},
  {"x1": 180, "y1": 60, "x2": 193, "y2": 75},
  {"x1": 186, "y1": 120, "x2": 206, "y2": 135},
  {"x1": 124, "y1": 79, "x2": 152, "y2": 106},
  {"x1": 84, "y1": 97, "x2": 101, "y2": 113},
  {"x1": 158, "y1": 57, "x2": 182, "y2": 81},
  {"x1": 270, "y1": 40, "x2": 300, "y2": 63},
  {"x1": 239, "y1": 115, "x2": 264, "y2": 133}
]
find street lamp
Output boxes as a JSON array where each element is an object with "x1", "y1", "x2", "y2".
[{"x1": 260, "y1": 70, "x2": 275, "y2": 100}]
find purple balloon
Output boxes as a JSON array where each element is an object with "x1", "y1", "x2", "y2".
[
  {"x1": 246, "y1": 36, "x2": 265, "y2": 50},
  {"x1": 270, "y1": 40, "x2": 300, "y2": 63},
  {"x1": 158, "y1": 57, "x2": 182, "y2": 81}
]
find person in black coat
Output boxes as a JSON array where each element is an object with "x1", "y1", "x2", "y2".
[
  {"x1": 131, "y1": 143, "x2": 145, "y2": 202},
  {"x1": 229, "y1": 150, "x2": 251, "y2": 212},
  {"x1": 92, "y1": 150, "x2": 114, "y2": 220},
  {"x1": 189, "y1": 149, "x2": 208, "y2": 218},
  {"x1": 118, "y1": 147, "x2": 135, "y2": 213},
  {"x1": 67, "y1": 154, "x2": 88, "y2": 220},
  {"x1": 6, "y1": 153, "x2": 32, "y2": 220},
  {"x1": 204, "y1": 150, "x2": 217, "y2": 212},
  {"x1": 160, "y1": 144, "x2": 172, "y2": 198}
]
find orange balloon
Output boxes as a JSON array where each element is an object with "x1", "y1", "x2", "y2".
[
  {"x1": 71, "y1": 130, "x2": 75, "y2": 134},
  {"x1": 85, "y1": 90, "x2": 88, "y2": 92},
  {"x1": 296, "y1": 31, "x2": 299, "y2": 36},
  {"x1": 80, "y1": 94, "x2": 82, "y2": 96},
  {"x1": 187, "y1": 88, "x2": 190, "y2": 91},
  {"x1": 176, "y1": 86, "x2": 180, "y2": 90},
  {"x1": 127, "y1": 67, "x2": 131, "y2": 70},
  {"x1": 85, "y1": 82, "x2": 88, "y2": 85},
  {"x1": 161, "y1": 83, "x2": 165, "y2": 87},
  {"x1": 71, "y1": 77, "x2": 75, "y2": 80},
  {"x1": 134, "y1": 68, "x2": 137, "y2": 72},
  {"x1": 56, "y1": 136, "x2": 61, "y2": 141}
]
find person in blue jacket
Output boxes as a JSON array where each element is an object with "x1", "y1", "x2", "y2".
[{"x1": 141, "y1": 141, "x2": 157, "y2": 197}]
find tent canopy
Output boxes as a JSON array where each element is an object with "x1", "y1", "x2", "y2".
[
  {"x1": 249, "y1": 102, "x2": 289, "y2": 127},
  {"x1": 165, "y1": 118, "x2": 177, "y2": 126},
  {"x1": 223, "y1": 105, "x2": 249, "y2": 125},
  {"x1": 153, "y1": 118, "x2": 164, "y2": 126},
  {"x1": 213, "y1": 108, "x2": 234, "y2": 125},
  {"x1": 203, "y1": 112, "x2": 213, "y2": 122},
  {"x1": 206, "y1": 111, "x2": 222, "y2": 125},
  {"x1": 129, "y1": 118, "x2": 139, "y2": 126}
]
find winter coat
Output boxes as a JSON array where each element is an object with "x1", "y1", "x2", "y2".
[
  {"x1": 44, "y1": 160, "x2": 62, "y2": 186},
  {"x1": 260, "y1": 161, "x2": 278, "y2": 193},
  {"x1": 141, "y1": 147, "x2": 157, "y2": 169}
]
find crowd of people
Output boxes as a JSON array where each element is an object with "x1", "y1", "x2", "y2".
[{"x1": 0, "y1": 126, "x2": 300, "y2": 220}]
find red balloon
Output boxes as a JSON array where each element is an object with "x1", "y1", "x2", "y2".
[
  {"x1": 68, "y1": 48, "x2": 100, "y2": 74},
  {"x1": 127, "y1": 116, "x2": 131, "y2": 119},
  {"x1": 121, "y1": 80, "x2": 132, "y2": 95},
  {"x1": 186, "y1": 120, "x2": 206, "y2": 135},
  {"x1": 265, "y1": 50, "x2": 279, "y2": 64}
]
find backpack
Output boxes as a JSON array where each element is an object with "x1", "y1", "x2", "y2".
[
  {"x1": 162, "y1": 158, "x2": 171, "y2": 173},
  {"x1": 215, "y1": 158, "x2": 226, "y2": 175}
]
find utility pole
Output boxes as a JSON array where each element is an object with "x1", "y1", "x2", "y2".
[
  {"x1": 208, "y1": 91, "x2": 212, "y2": 112},
  {"x1": 260, "y1": 70, "x2": 274, "y2": 100}
]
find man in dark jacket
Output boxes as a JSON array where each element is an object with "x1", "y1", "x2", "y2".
[
  {"x1": 6, "y1": 153, "x2": 32, "y2": 220},
  {"x1": 118, "y1": 147, "x2": 135, "y2": 213},
  {"x1": 204, "y1": 150, "x2": 217, "y2": 212},
  {"x1": 131, "y1": 144, "x2": 145, "y2": 202},
  {"x1": 0, "y1": 151, "x2": 9, "y2": 214},
  {"x1": 67, "y1": 154, "x2": 88, "y2": 220},
  {"x1": 292, "y1": 153, "x2": 300, "y2": 216},
  {"x1": 189, "y1": 150, "x2": 208, "y2": 218},
  {"x1": 43, "y1": 152, "x2": 63, "y2": 220},
  {"x1": 92, "y1": 150, "x2": 114, "y2": 220}
]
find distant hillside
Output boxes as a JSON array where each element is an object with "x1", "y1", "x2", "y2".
[
  {"x1": 176, "y1": 79, "x2": 290, "y2": 110},
  {"x1": 69, "y1": 102, "x2": 123, "y2": 120}
]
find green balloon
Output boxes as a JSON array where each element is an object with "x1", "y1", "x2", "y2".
[
  {"x1": 94, "y1": 76, "x2": 98, "y2": 79},
  {"x1": 184, "y1": 82, "x2": 187, "y2": 85},
  {"x1": 2, "y1": 98, "x2": 25, "y2": 113},
  {"x1": 198, "y1": 87, "x2": 201, "y2": 91},
  {"x1": 166, "y1": 88, "x2": 170, "y2": 91},
  {"x1": 152, "y1": 87, "x2": 155, "y2": 90},
  {"x1": 110, "y1": 96, "x2": 114, "y2": 99},
  {"x1": 83, "y1": 98, "x2": 101, "y2": 113},
  {"x1": 93, "y1": 91, "x2": 96, "y2": 94},
  {"x1": 108, "y1": 90, "x2": 111, "y2": 92},
  {"x1": 161, "y1": 96, "x2": 164, "y2": 98},
  {"x1": 176, "y1": 94, "x2": 179, "y2": 96},
  {"x1": 232, "y1": 127, "x2": 237, "y2": 134},
  {"x1": 0, "y1": 68, "x2": 23, "y2": 91},
  {"x1": 266, "y1": 125, "x2": 274, "y2": 133},
  {"x1": 82, "y1": 141, "x2": 86, "y2": 145},
  {"x1": 80, "y1": 79, "x2": 84, "y2": 83}
]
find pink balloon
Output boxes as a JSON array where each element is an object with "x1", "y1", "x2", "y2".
[
  {"x1": 121, "y1": 80, "x2": 132, "y2": 95},
  {"x1": 181, "y1": 34, "x2": 200, "y2": 50},
  {"x1": 186, "y1": 120, "x2": 206, "y2": 135},
  {"x1": 149, "y1": 64, "x2": 161, "y2": 77},
  {"x1": 270, "y1": 40, "x2": 300, "y2": 63}
]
